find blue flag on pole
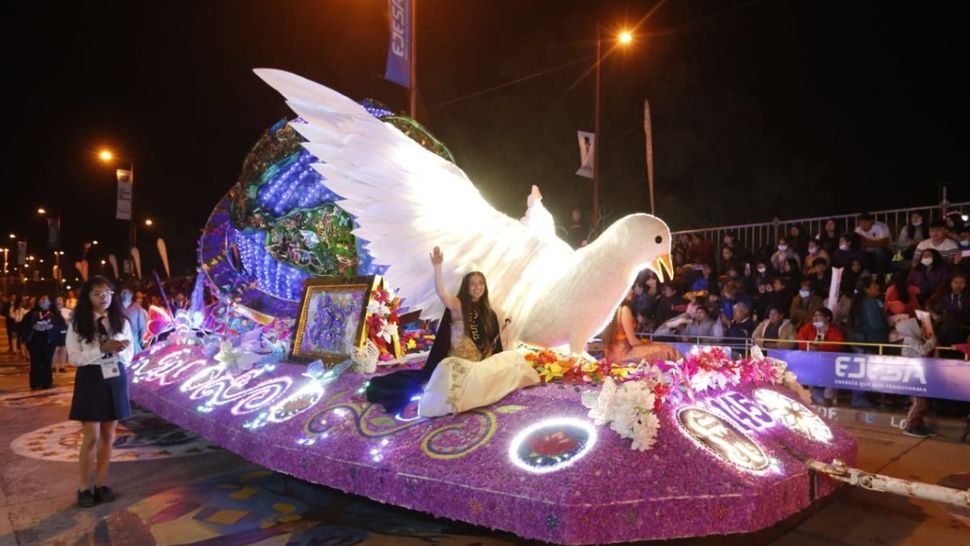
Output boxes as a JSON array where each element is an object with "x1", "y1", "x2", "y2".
[{"x1": 385, "y1": 0, "x2": 411, "y2": 88}]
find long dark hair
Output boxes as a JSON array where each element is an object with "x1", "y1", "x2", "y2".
[
  {"x1": 72, "y1": 276, "x2": 128, "y2": 344},
  {"x1": 916, "y1": 248, "x2": 943, "y2": 271},
  {"x1": 457, "y1": 272, "x2": 497, "y2": 351},
  {"x1": 890, "y1": 270, "x2": 911, "y2": 304},
  {"x1": 600, "y1": 286, "x2": 635, "y2": 353},
  {"x1": 849, "y1": 275, "x2": 878, "y2": 332}
]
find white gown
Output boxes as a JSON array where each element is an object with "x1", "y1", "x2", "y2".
[{"x1": 418, "y1": 320, "x2": 540, "y2": 417}]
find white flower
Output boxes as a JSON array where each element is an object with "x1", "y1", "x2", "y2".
[
  {"x1": 379, "y1": 321, "x2": 398, "y2": 343},
  {"x1": 587, "y1": 377, "x2": 618, "y2": 425},
  {"x1": 366, "y1": 300, "x2": 390, "y2": 317}
]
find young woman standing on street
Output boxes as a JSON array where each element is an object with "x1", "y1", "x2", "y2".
[{"x1": 65, "y1": 276, "x2": 133, "y2": 507}]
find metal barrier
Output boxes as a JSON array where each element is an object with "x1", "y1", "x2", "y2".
[
  {"x1": 670, "y1": 201, "x2": 970, "y2": 261},
  {"x1": 635, "y1": 332, "x2": 970, "y2": 360}
]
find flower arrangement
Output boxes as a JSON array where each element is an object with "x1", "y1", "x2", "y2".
[
  {"x1": 529, "y1": 345, "x2": 803, "y2": 453},
  {"x1": 587, "y1": 364, "x2": 668, "y2": 451},
  {"x1": 520, "y1": 347, "x2": 616, "y2": 384},
  {"x1": 363, "y1": 285, "x2": 401, "y2": 361}
]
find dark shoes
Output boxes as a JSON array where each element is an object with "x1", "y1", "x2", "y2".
[
  {"x1": 77, "y1": 486, "x2": 115, "y2": 507},
  {"x1": 77, "y1": 489, "x2": 96, "y2": 508},
  {"x1": 903, "y1": 425, "x2": 936, "y2": 439},
  {"x1": 94, "y1": 485, "x2": 115, "y2": 503}
]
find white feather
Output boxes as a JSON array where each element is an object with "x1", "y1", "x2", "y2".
[{"x1": 254, "y1": 69, "x2": 673, "y2": 351}]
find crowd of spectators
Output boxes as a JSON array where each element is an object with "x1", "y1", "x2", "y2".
[{"x1": 628, "y1": 209, "x2": 970, "y2": 435}]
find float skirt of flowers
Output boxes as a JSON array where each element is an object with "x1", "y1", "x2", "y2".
[{"x1": 129, "y1": 342, "x2": 856, "y2": 545}]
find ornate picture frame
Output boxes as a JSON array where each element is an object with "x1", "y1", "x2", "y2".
[
  {"x1": 291, "y1": 275, "x2": 403, "y2": 365},
  {"x1": 291, "y1": 276, "x2": 377, "y2": 364}
]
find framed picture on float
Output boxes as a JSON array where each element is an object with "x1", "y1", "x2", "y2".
[{"x1": 291, "y1": 275, "x2": 402, "y2": 365}]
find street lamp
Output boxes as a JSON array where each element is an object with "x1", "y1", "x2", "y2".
[
  {"x1": 36, "y1": 207, "x2": 64, "y2": 292},
  {"x1": 144, "y1": 218, "x2": 153, "y2": 227},
  {"x1": 97, "y1": 148, "x2": 136, "y2": 252},
  {"x1": 592, "y1": 25, "x2": 634, "y2": 234}
]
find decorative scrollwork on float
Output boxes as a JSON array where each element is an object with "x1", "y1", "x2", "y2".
[
  {"x1": 302, "y1": 391, "x2": 498, "y2": 460},
  {"x1": 420, "y1": 410, "x2": 497, "y2": 460}
]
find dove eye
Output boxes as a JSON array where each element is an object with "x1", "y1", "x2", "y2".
[{"x1": 655, "y1": 236, "x2": 663, "y2": 244}]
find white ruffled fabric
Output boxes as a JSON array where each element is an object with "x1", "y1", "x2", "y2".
[{"x1": 418, "y1": 350, "x2": 540, "y2": 417}]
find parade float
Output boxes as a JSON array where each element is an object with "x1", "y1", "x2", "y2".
[{"x1": 128, "y1": 70, "x2": 860, "y2": 544}]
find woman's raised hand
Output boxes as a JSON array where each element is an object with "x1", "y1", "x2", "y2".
[{"x1": 430, "y1": 246, "x2": 444, "y2": 266}]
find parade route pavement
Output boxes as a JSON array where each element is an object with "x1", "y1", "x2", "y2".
[{"x1": 0, "y1": 346, "x2": 967, "y2": 545}]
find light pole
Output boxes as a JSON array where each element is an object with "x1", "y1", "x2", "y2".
[
  {"x1": 592, "y1": 25, "x2": 634, "y2": 234},
  {"x1": 36, "y1": 207, "x2": 63, "y2": 293},
  {"x1": 97, "y1": 149, "x2": 136, "y2": 253}
]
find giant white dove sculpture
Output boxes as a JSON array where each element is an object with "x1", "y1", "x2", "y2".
[{"x1": 255, "y1": 69, "x2": 673, "y2": 352}]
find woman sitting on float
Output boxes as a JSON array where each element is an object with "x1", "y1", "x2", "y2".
[
  {"x1": 366, "y1": 247, "x2": 538, "y2": 417},
  {"x1": 601, "y1": 283, "x2": 682, "y2": 363}
]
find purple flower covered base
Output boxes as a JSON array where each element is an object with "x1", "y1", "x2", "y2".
[{"x1": 129, "y1": 343, "x2": 857, "y2": 545}]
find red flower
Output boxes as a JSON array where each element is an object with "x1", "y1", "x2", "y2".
[{"x1": 527, "y1": 431, "x2": 579, "y2": 456}]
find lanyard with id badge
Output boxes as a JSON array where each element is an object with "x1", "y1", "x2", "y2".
[{"x1": 98, "y1": 317, "x2": 122, "y2": 379}]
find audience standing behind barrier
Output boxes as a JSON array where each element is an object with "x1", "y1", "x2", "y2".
[{"x1": 621, "y1": 207, "x2": 969, "y2": 432}]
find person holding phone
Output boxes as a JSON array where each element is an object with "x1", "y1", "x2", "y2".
[{"x1": 66, "y1": 276, "x2": 134, "y2": 508}]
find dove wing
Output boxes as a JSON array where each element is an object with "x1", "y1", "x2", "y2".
[{"x1": 254, "y1": 69, "x2": 575, "y2": 325}]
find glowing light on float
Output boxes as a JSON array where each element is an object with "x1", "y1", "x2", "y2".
[
  {"x1": 753, "y1": 389, "x2": 833, "y2": 443},
  {"x1": 267, "y1": 380, "x2": 325, "y2": 424},
  {"x1": 508, "y1": 417, "x2": 597, "y2": 474},
  {"x1": 677, "y1": 407, "x2": 770, "y2": 473}
]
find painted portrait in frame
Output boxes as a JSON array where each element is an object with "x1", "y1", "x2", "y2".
[{"x1": 291, "y1": 276, "x2": 378, "y2": 364}]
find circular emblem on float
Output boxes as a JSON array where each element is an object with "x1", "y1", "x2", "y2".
[
  {"x1": 508, "y1": 417, "x2": 597, "y2": 474},
  {"x1": 677, "y1": 407, "x2": 769, "y2": 472},
  {"x1": 753, "y1": 389, "x2": 833, "y2": 443}
]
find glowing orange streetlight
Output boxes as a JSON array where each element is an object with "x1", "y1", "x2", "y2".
[
  {"x1": 618, "y1": 30, "x2": 633, "y2": 44},
  {"x1": 96, "y1": 148, "x2": 137, "y2": 253},
  {"x1": 144, "y1": 218, "x2": 153, "y2": 227}
]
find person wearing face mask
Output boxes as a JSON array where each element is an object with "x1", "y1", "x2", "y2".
[
  {"x1": 907, "y1": 249, "x2": 947, "y2": 305},
  {"x1": 24, "y1": 294, "x2": 66, "y2": 390},
  {"x1": 120, "y1": 288, "x2": 148, "y2": 354},
  {"x1": 802, "y1": 241, "x2": 831, "y2": 273},
  {"x1": 895, "y1": 212, "x2": 926, "y2": 262},
  {"x1": 954, "y1": 225, "x2": 970, "y2": 273},
  {"x1": 796, "y1": 307, "x2": 846, "y2": 406},
  {"x1": 770, "y1": 237, "x2": 800, "y2": 273},
  {"x1": 912, "y1": 219, "x2": 959, "y2": 267},
  {"x1": 831, "y1": 233, "x2": 866, "y2": 270},
  {"x1": 789, "y1": 280, "x2": 823, "y2": 331}
]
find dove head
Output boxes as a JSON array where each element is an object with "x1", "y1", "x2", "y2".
[{"x1": 597, "y1": 213, "x2": 674, "y2": 284}]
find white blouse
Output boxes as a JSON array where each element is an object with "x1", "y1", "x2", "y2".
[{"x1": 66, "y1": 315, "x2": 134, "y2": 367}]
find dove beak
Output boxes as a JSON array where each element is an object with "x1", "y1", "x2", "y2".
[{"x1": 647, "y1": 253, "x2": 675, "y2": 283}]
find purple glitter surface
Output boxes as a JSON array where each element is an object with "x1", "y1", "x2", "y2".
[{"x1": 129, "y1": 344, "x2": 857, "y2": 545}]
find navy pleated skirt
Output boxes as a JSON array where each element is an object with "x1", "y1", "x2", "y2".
[{"x1": 69, "y1": 363, "x2": 131, "y2": 422}]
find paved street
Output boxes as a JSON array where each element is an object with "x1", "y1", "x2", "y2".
[{"x1": 0, "y1": 334, "x2": 967, "y2": 545}]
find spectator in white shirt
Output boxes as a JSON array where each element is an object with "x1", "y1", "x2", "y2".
[
  {"x1": 854, "y1": 212, "x2": 891, "y2": 274},
  {"x1": 912, "y1": 219, "x2": 959, "y2": 266}
]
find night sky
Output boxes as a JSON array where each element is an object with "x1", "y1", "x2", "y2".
[{"x1": 3, "y1": 0, "x2": 966, "y2": 277}]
